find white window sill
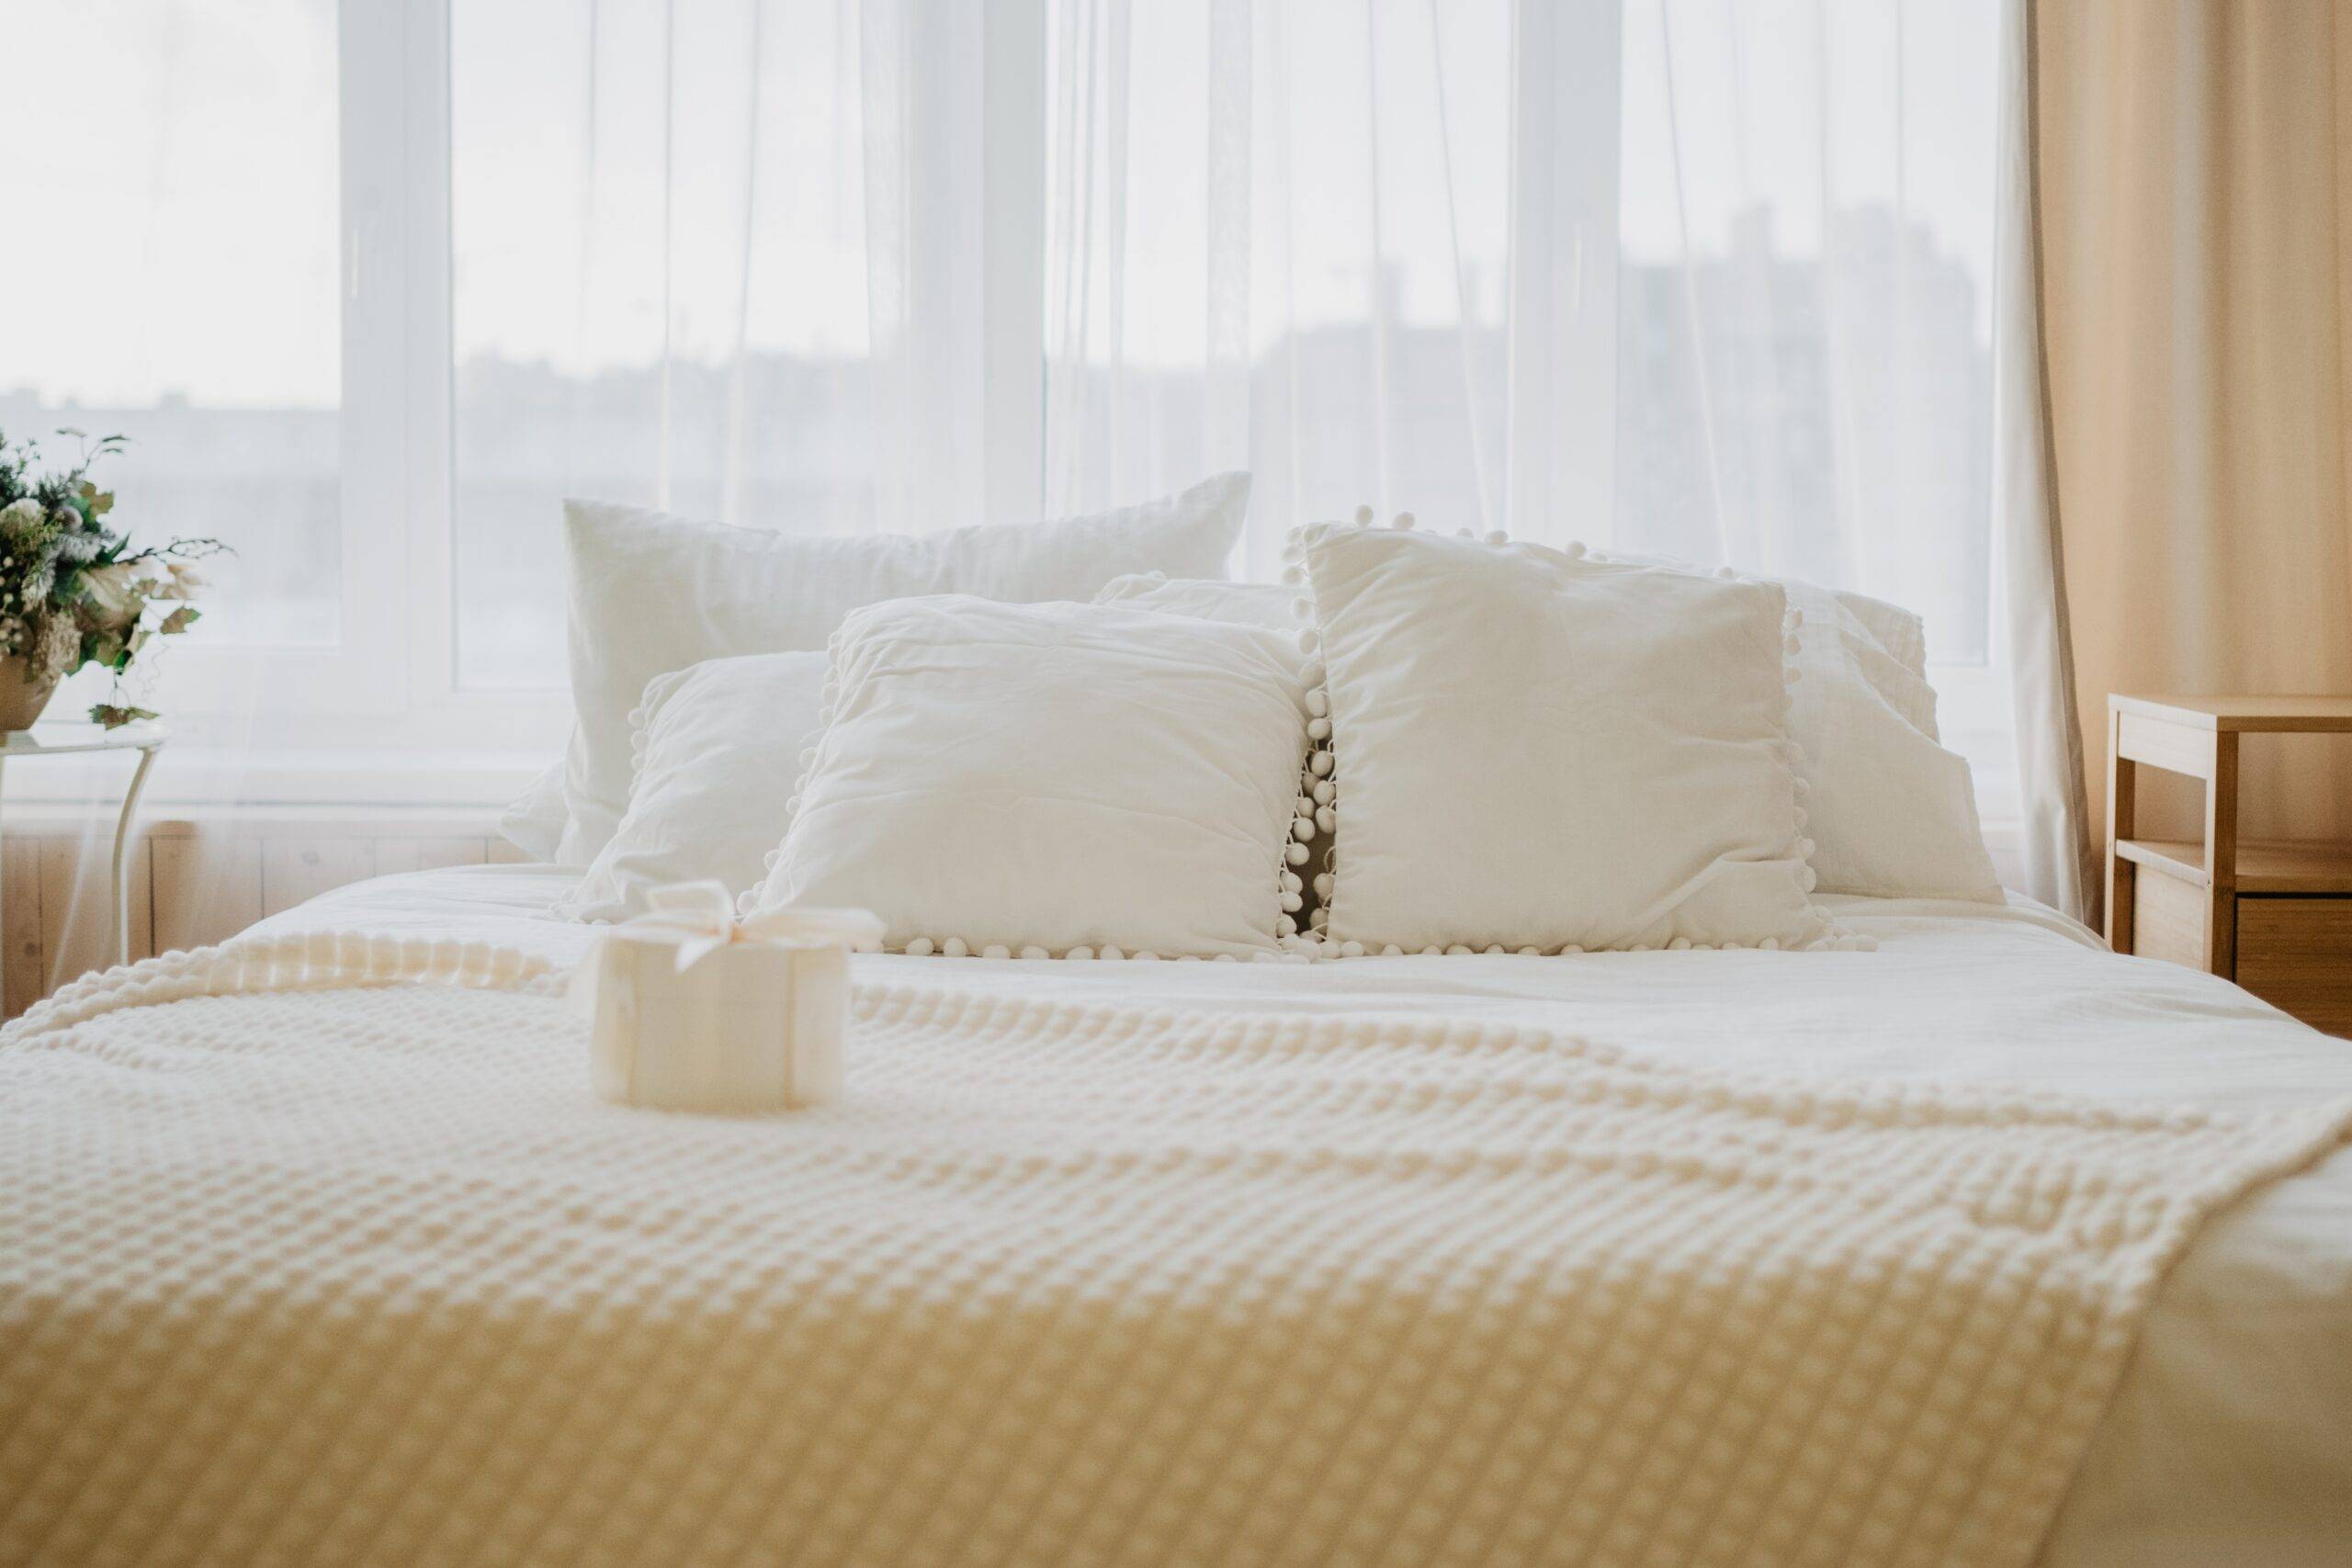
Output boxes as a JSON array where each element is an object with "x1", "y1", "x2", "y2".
[{"x1": 1, "y1": 744, "x2": 546, "y2": 812}]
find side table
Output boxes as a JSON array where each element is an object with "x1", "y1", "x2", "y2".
[
  {"x1": 0, "y1": 722, "x2": 169, "y2": 970},
  {"x1": 2106, "y1": 694, "x2": 2352, "y2": 1035}
]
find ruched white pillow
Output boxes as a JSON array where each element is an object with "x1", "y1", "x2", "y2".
[
  {"x1": 1294, "y1": 520, "x2": 1857, "y2": 955},
  {"x1": 750, "y1": 595, "x2": 1309, "y2": 960}
]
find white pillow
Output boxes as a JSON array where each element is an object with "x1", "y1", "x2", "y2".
[
  {"x1": 556, "y1": 651, "x2": 830, "y2": 924},
  {"x1": 558, "y1": 472, "x2": 1250, "y2": 862},
  {"x1": 1098, "y1": 547, "x2": 1992, "y2": 905},
  {"x1": 497, "y1": 756, "x2": 572, "y2": 864},
  {"x1": 1092, "y1": 573, "x2": 1334, "y2": 933},
  {"x1": 1091, "y1": 572, "x2": 1303, "y2": 632},
  {"x1": 1776, "y1": 580, "x2": 1998, "y2": 900},
  {"x1": 750, "y1": 595, "x2": 1307, "y2": 960},
  {"x1": 1833, "y1": 587, "x2": 1931, "y2": 689},
  {"x1": 1294, "y1": 520, "x2": 1858, "y2": 954},
  {"x1": 1579, "y1": 547, "x2": 1997, "y2": 902}
]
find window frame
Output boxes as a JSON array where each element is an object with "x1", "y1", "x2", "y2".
[
  {"x1": 1508, "y1": 0, "x2": 1623, "y2": 538},
  {"x1": 162, "y1": 0, "x2": 1035, "y2": 754},
  {"x1": 153, "y1": 0, "x2": 564, "y2": 761},
  {"x1": 175, "y1": 0, "x2": 1616, "y2": 750},
  {"x1": 111, "y1": 0, "x2": 2016, "y2": 839}
]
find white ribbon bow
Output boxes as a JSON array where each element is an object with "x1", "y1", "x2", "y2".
[{"x1": 622, "y1": 881, "x2": 885, "y2": 974}]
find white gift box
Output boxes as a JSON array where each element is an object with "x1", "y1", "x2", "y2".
[{"x1": 574, "y1": 882, "x2": 883, "y2": 1113}]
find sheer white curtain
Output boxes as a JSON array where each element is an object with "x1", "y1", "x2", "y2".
[
  {"x1": 1030, "y1": 0, "x2": 2046, "y2": 883},
  {"x1": 0, "y1": 0, "x2": 2084, "y2": 1003},
  {"x1": 441, "y1": 0, "x2": 2065, "y2": 890},
  {"x1": 1040, "y1": 0, "x2": 1520, "y2": 581},
  {"x1": 453, "y1": 0, "x2": 885, "y2": 688},
  {"x1": 455, "y1": 0, "x2": 1064, "y2": 687}
]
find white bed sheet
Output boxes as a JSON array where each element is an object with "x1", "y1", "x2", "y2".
[{"x1": 252, "y1": 867, "x2": 2352, "y2": 1566}]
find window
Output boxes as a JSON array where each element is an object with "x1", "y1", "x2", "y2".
[
  {"x1": 1615, "y1": 0, "x2": 2000, "y2": 668},
  {"x1": 8, "y1": 0, "x2": 2015, "y2": 834},
  {"x1": 8, "y1": 0, "x2": 445, "y2": 749},
  {"x1": 2, "y1": 0, "x2": 343, "y2": 649},
  {"x1": 450, "y1": 0, "x2": 880, "y2": 691}
]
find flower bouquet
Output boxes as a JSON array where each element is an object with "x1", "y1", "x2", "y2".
[{"x1": 0, "y1": 428, "x2": 226, "y2": 730}]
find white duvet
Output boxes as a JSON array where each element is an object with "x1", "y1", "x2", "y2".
[{"x1": 241, "y1": 867, "x2": 2352, "y2": 1566}]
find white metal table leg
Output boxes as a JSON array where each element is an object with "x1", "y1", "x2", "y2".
[
  {"x1": 0, "y1": 753, "x2": 8, "y2": 994},
  {"x1": 112, "y1": 744, "x2": 158, "y2": 969}
]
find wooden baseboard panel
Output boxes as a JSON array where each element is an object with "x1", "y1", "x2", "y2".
[{"x1": 4, "y1": 810, "x2": 520, "y2": 1019}]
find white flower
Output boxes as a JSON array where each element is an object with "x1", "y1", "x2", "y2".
[
  {"x1": 0, "y1": 498, "x2": 41, "y2": 529},
  {"x1": 78, "y1": 560, "x2": 148, "y2": 632}
]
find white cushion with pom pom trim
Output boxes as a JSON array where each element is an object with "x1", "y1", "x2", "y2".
[
  {"x1": 1295, "y1": 523, "x2": 1853, "y2": 954},
  {"x1": 749, "y1": 594, "x2": 1307, "y2": 960}
]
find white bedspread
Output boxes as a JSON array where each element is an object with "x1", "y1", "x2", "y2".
[
  {"x1": 0, "y1": 879, "x2": 2333, "y2": 1561},
  {"x1": 2, "y1": 927, "x2": 2341, "y2": 1567},
  {"x1": 8, "y1": 868, "x2": 2343, "y2": 1565}
]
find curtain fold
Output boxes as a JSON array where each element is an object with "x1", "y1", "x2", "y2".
[
  {"x1": 1994, "y1": 0, "x2": 2095, "y2": 919},
  {"x1": 863, "y1": 0, "x2": 990, "y2": 536},
  {"x1": 2036, "y1": 0, "x2": 2352, "y2": 876}
]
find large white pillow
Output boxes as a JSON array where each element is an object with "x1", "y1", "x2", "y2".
[
  {"x1": 749, "y1": 595, "x2": 1307, "y2": 960},
  {"x1": 1294, "y1": 520, "x2": 1859, "y2": 954},
  {"x1": 1578, "y1": 547, "x2": 1997, "y2": 902},
  {"x1": 1775, "y1": 581, "x2": 1998, "y2": 900},
  {"x1": 558, "y1": 472, "x2": 1250, "y2": 862},
  {"x1": 1091, "y1": 572, "x2": 1302, "y2": 632},
  {"x1": 556, "y1": 650, "x2": 830, "y2": 923}
]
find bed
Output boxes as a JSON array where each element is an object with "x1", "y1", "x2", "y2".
[{"x1": 5, "y1": 864, "x2": 2349, "y2": 1566}]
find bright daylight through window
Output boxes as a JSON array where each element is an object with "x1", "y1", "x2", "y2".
[
  {"x1": 5, "y1": 1, "x2": 342, "y2": 649},
  {"x1": 3, "y1": 0, "x2": 2009, "y2": 840}
]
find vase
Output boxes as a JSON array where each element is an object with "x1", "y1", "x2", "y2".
[{"x1": 0, "y1": 655, "x2": 60, "y2": 732}]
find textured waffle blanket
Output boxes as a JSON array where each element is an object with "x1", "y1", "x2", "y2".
[{"x1": 3, "y1": 934, "x2": 2346, "y2": 1568}]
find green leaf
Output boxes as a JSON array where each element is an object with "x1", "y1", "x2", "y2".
[
  {"x1": 159, "y1": 605, "x2": 199, "y2": 635},
  {"x1": 89, "y1": 704, "x2": 157, "y2": 729}
]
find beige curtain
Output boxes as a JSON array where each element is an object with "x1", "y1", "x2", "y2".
[{"x1": 2038, "y1": 0, "x2": 2352, "y2": 880}]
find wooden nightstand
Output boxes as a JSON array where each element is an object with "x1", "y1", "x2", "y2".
[{"x1": 2106, "y1": 694, "x2": 2352, "y2": 1035}]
